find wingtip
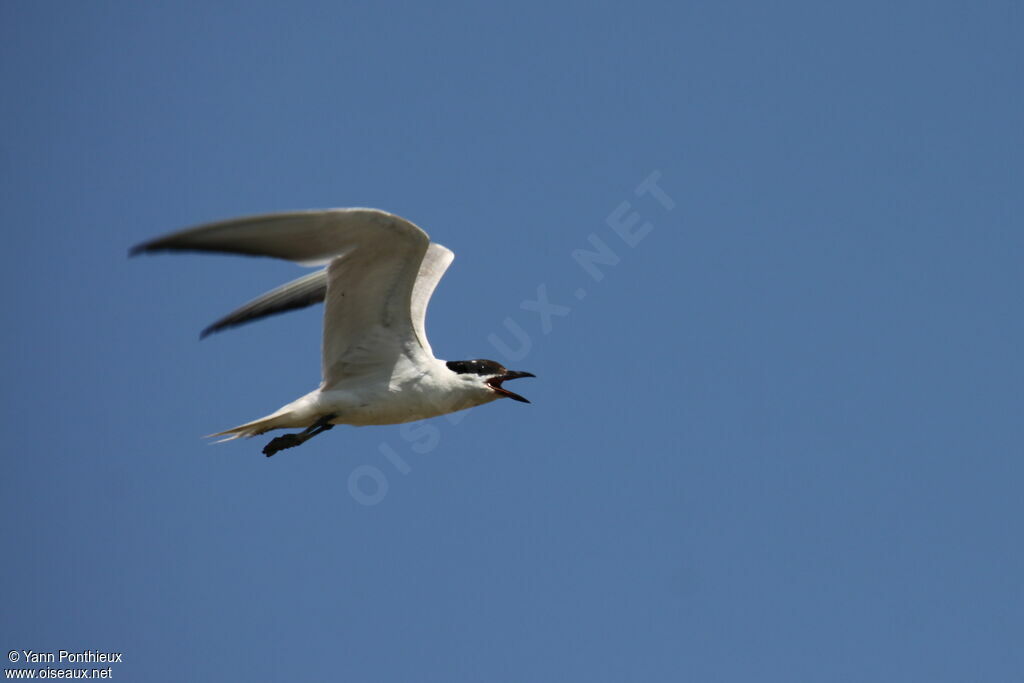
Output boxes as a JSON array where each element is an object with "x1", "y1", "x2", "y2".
[
  {"x1": 130, "y1": 235, "x2": 185, "y2": 257},
  {"x1": 128, "y1": 240, "x2": 159, "y2": 257},
  {"x1": 199, "y1": 318, "x2": 240, "y2": 340}
]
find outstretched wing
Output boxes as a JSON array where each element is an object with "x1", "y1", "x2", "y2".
[
  {"x1": 402, "y1": 242, "x2": 454, "y2": 358},
  {"x1": 132, "y1": 208, "x2": 439, "y2": 386}
]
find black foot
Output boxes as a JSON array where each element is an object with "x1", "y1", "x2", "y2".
[
  {"x1": 263, "y1": 433, "x2": 304, "y2": 457},
  {"x1": 262, "y1": 414, "x2": 339, "y2": 457}
]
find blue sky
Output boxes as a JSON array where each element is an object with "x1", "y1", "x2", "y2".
[{"x1": 2, "y1": 1, "x2": 1021, "y2": 680}]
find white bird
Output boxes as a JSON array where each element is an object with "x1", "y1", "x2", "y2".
[{"x1": 131, "y1": 208, "x2": 535, "y2": 456}]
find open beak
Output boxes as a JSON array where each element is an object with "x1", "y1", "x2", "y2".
[{"x1": 486, "y1": 370, "x2": 536, "y2": 403}]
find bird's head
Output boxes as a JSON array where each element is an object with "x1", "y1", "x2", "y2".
[{"x1": 445, "y1": 359, "x2": 536, "y2": 403}]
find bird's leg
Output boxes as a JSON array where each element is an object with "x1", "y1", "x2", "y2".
[{"x1": 263, "y1": 414, "x2": 338, "y2": 457}]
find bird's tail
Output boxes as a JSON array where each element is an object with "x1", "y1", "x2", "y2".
[
  {"x1": 206, "y1": 416, "x2": 285, "y2": 443},
  {"x1": 206, "y1": 401, "x2": 314, "y2": 443}
]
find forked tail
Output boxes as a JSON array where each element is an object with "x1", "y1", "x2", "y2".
[
  {"x1": 205, "y1": 392, "x2": 322, "y2": 443},
  {"x1": 206, "y1": 406, "x2": 309, "y2": 443}
]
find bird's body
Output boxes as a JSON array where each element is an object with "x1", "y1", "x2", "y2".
[
  {"x1": 132, "y1": 208, "x2": 534, "y2": 455},
  {"x1": 226, "y1": 356, "x2": 499, "y2": 435}
]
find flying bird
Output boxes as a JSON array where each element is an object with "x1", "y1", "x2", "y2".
[{"x1": 131, "y1": 209, "x2": 535, "y2": 456}]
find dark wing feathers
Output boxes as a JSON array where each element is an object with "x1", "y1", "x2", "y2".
[{"x1": 200, "y1": 269, "x2": 329, "y2": 338}]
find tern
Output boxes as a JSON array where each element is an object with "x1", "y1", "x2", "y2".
[{"x1": 131, "y1": 208, "x2": 535, "y2": 456}]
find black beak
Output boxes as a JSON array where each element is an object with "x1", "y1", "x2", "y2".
[{"x1": 487, "y1": 370, "x2": 536, "y2": 403}]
